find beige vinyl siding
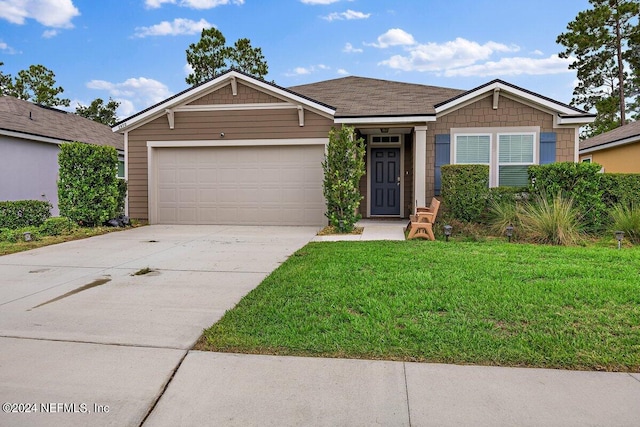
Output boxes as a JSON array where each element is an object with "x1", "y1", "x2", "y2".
[{"x1": 126, "y1": 83, "x2": 333, "y2": 220}]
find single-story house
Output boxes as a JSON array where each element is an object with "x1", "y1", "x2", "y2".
[
  {"x1": 579, "y1": 120, "x2": 640, "y2": 172},
  {"x1": 113, "y1": 69, "x2": 595, "y2": 226},
  {"x1": 0, "y1": 96, "x2": 124, "y2": 216}
]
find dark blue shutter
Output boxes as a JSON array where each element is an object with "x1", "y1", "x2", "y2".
[
  {"x1": 434, "y1": 134, "x2": 450, "y2": 196},
  {"x1": 540, "y1": 132, "x2": 556, "y2": 164}
]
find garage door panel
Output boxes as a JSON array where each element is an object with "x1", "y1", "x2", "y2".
[{"x1": 155, "y1": 145, "x2": 325, "y2": 225}]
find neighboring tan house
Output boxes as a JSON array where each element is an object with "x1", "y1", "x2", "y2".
[
  {"x1": 0, "y1": 96, "x2": 124, "y2": 216},
  {"x1": 579, "y1": 121, "x2": 640, "y2": 172},
  {"x1": 113, "y1": 70, "x2": 595, "y2": 226}
]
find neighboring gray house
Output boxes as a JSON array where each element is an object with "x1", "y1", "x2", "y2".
[{"x1": 0, "y1": 96, "x2": 124, "y2": 216}]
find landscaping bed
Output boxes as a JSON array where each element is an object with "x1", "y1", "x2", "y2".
[
  {"x1": 0, "y1": 225, "x2": 132, "y2": 256},
  {"x1": 197, "y1": 240, "x2": 640, "y2": 372}
]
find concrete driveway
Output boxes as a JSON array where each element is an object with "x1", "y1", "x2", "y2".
[{"x1": 0, "y1": 225, "x2": 317, "y2": 426}]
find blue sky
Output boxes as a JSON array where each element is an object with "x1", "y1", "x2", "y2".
[{"x1": 0, "y1": 0, "x2": 591, "y2": 119}]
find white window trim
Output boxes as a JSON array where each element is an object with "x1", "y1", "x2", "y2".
[
  {"x1": 581, "y1": 156, "x2": 592, "y2": 163},
  {"x1": 451, "y1": 127, "x2": 540, "y2": 187},
  {"x1": 496, "y1": 132, "x2": 537, "y2": 187},
  {"x1": 452, "y1": 133, "x2": 492, "y2": 165}
]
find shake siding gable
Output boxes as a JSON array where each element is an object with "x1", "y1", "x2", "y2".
[
  {"x1": 188, "y1": 82, "x2": 284, "y2": 105},
  {"x1": 126, "y1": 83, "x2": 333, "y2": 220},
  {"x1": 425, "y1": 95, "x2": 574, "y2": 200}
]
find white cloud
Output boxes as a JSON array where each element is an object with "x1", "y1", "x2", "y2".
[
  {"x1": 184, "y1": 63, "x2": 194, "y2": 76},
  {"x1": 115, "y1": 99, "x2": 136, "y2": 117},
  {"x1": 42, "y1": 29, "x2": 58, "y2": 38},
  {"x1": 86, "y1": 77, "x2": 172, "y2": 112},
  {"x1": 343, "y1": 42, "x2": 363, "y2": 53},
  {"x1": 337, "y1": 68, "x2": 349, "y2": 75},
  {"x1": 532, "y1": 49, "x2": 544, "y2": 56},
  {"x1": 0, "y1": 0, "x2": 79, "y2": 28},
  {"x1": 285, "y1": 64, "x2": 331, "y2": 77},
  {"x1": 134, "y1": 18, "x2": 211, "y2": 37},
  {"x1": 368, "y1": 28, "x2": 416, "y2": 48},
  {"x1": 323, "y1": 9, "x2": 370, "y2": 21},
  {"x1": 0, "y1": 40, "x2": 16, "y2": 53},
  {"x1": 145, "y1": 0, "x2": 244, "y2": 9},
  {"x1": 443, "y1": 54, "x2": 575, "y2": 77},
  {"x1": 300, "y1": 0, "x2": 340, "y2": 4},
  {"x1": 379, "y1": 37, "x2": 519, "y2": 72}
]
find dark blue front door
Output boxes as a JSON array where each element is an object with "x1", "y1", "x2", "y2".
[{"x1": 371, "y1": 148, "x2": 400, "y2": 215}]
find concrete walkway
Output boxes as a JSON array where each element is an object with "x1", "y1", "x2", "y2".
[
  {"x1": 146, "y1": 353, "x2": 640, "y2": 427},
  {"x1": 1, "y1": 225, "x2": 639, "y2": 426}
]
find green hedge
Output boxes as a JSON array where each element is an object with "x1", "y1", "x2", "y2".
[
  {"x1": 116, "y1": 179, "x2": 127, "y2": 214},
  {"x1": 600, "y1": 174, "x2": 640, "y2": 208},
  {"x1": 0, "y1": 200, "x2": 52, "y2": 229},
  {"x1": 58, "y1": 142, "x2": 120, "y2": 226},
  {"x1": 528, "y1": 162, "x2": 606, "y2": 231},
  {"x1": 441, "y1": 164, "x2": 489, "y2": 222}
]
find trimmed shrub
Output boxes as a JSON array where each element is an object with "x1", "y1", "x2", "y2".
[
  {"x1": 39, "y1": 217, "x2": 78, "y2": 236},
  {"x1": 441, "y1": 164, "x2": 489, "y2": 222},
  {"x1": 517, "y1": 192, "x2": 583, "y2": 246},
  {"x1": 322, "y1": 126, "x2": 366, "y2": 232},
  {"x1": 601, "y1": 174, "x2": 640, "y2": 209},
  {"x1": 528, "y1": 162, "x2": 605, "y2": 232},
  {"x1": 610, "y1": 204, "x2": 640, "y2": 244},
  {"x1": 58, "y1": 142, "x2": 120, "y2": 226},
  {"x1": 0, "y1": 200, "x2": 52, "y2": 229}
]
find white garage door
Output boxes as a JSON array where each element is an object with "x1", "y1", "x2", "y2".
[{"x1": 154, "y1": 145, "x2": 326, "y2": 225}]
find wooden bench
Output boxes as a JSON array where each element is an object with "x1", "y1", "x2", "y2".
[{"x1": 407, "y1": 198, "x2": 440, "y2": 240}]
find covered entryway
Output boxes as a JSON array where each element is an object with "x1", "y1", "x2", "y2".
[{"x1": 152, "y1": 144, "x2": 326, "y2": 225}]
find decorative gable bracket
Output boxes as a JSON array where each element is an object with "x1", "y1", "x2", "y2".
[
  {"x1": 297, "y1": 106, "x2": 304, "y2": 127},
  {"x1": 230, "y1": 76, "x2": 238, "y2": 96},
  {"x1": 166, "y1": 109, "x2": 174, "y2": 130}
]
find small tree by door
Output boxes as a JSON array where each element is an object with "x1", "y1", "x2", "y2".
[{"x1": 322, "y1": 126, "x2": 366, "y2": 232}]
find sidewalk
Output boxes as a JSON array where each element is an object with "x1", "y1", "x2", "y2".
[
  {"x1": 312, "y1": 219, "x2": 407, "y2": 242},
  {"x1": 144, "y1": 352, "x2": 640, "y2": 426}
]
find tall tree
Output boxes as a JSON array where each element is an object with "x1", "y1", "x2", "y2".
[
  {"x1": 75, "y1": 97, "x2": 120, "y2": 127},
  {"x1": 185, "y1": 27, "x2": 268, "y2": 85},
  {"x1": 557, "y1": 0, "x2": 639, "y2": 136},
  {"x1": 0, "y1": 62, "x2": 12, "y2": 96},
  {"x1": 4, "y1": 64, "x2": 70, "y2": 107}
]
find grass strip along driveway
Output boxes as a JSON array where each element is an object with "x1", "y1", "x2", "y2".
[{"x1": 197, "y1": 241, "x2": 640, "y2": 372}]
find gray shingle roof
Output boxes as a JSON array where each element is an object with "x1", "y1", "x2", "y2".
[
  {"x1": 0, "y1": 96, "x2": 123, "y2": 151},
  {"x1": 579, "y1": 121, "x2": 640, "y2": 151},
  {"x1": 289, "y1": 76, "x2": 465, "y2": 117}
]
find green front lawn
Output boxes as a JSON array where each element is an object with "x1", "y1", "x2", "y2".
[{"x1": 197, "y1": 240, "x2": 640, "y2": 372}]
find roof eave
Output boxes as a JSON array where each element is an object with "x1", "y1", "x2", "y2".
[
  {"x1": 579, "y1": 134, "x2": 640, "y2": 154},
  {"x1": 335, "y1": 115, "x2": 436, "y2": 124},
  {"x1": 557, "y1": 115, "x2": 597, "y2": 125}
]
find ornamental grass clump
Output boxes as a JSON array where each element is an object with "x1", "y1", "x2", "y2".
[
  {"x1": 517, "y1": 193, "x2": 583, "y2": 246},
  {"x1": 487, "y1": 199, "x2": 519, "y2": 238},
  {"x1": 610, "y1": 204, "x2": 640, "y2": 244}
]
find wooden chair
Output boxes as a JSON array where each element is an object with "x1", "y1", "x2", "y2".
[{"x1": 407, "y1": 198, "x2": 440, "y2": 240}]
